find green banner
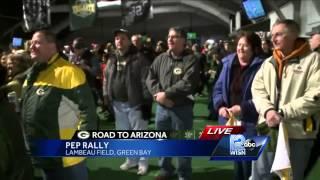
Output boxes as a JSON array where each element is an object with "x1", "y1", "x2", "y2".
[{"x1": 70, "y1": 0, "x2": 97, "y2": 31}]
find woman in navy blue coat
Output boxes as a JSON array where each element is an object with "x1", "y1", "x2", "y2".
[{"x1": 212, "y1": 31, "x2": 264, "y2": 180}]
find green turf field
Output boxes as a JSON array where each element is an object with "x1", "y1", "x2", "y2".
[{"x1": 91, "y1": 95, "x2": 320, "y2": 180}]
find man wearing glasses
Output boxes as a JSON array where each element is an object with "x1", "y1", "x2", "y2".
[{"x1": 146, "y1": 26, "x2": 200, "y2": 180}]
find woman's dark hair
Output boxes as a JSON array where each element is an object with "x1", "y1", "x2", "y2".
[{"x1": 236, "y1": 31, "x2": 262, "y2": 56}]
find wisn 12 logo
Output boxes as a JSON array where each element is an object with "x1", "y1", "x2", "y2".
[
  {"x1": 210, "y1": 134, "x2": 269, "y2": 161},
  {"x1": 229, "y1": 135, "x2": 256, "y2": 156}
]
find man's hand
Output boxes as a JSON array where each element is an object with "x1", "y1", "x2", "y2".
[
  {"x1": 155, "y1": 92, "x2": 166, "y2": 103},
  {"x1": 218, "y1": 107, "x2": 229, "y2": 118},
  {"x1": 155, "y1": 92, "x2": 174, "y2": 108},
  {"x1": 227, "y1": 105, "x2": 241, "y2": 117},
  {"x1": 265, "y1": 110, "x2": 282, "y2": 127}
]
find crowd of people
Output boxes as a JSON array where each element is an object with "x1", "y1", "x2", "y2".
[{"x1": 0, "y1": 19, "x2": 319, "y2": 180}]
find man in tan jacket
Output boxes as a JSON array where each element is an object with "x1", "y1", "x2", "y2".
[{"x1": 251, "y1": 19, "x2": 320, "y2": 180}]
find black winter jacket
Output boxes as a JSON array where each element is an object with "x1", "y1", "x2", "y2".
[
  {"x1": 146, "y1": 50, "x2": 200, "y2": 106},
  {"x1": 103, "y1": 46, "x2": 152, "y2": 107}
]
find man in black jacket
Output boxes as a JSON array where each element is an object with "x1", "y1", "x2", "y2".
[
  {"x1": 103, "y1": 29, "x2": 151, "y2": 175},
  {"x1": 146, "y1": 27, "x2": 200, "y2": 180}
]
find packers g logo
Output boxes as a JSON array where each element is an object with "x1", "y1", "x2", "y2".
[
  {"x1": 173, "y1": 67, "x2": 183, "y2": 75},
  {"x1": 77, "y1": 131, "x2": 90, "y2": 139},
  {"x1": 36, "y1": 88, "x2": 45, "y2": 96}
]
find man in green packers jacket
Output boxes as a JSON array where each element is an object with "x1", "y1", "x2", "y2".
[{"x1": 21, "y1": 30, "x2": 97, "y2": 180}]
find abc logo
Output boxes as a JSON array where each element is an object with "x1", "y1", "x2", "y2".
[
  {"x1": 244, "y1": 139, "x2": 256, "y2": 151},
  {"x1": 77, "y1": 131, "x2": 90, "y2": 139}
]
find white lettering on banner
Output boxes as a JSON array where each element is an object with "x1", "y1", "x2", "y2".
[
  {"x1": 82, "y1": 142, "x2": 109, "y2": 149},
  {"x1": 116, "y1": 149, "x2": 152, "y2": 156},
  {"x1": 92, "y1": 131, "x2": 116, "y2": 138},
  {"x1": 207, "y1": 128, "x2": 233, "y2": 135},
  {"x1": 90, "y1": 131, "x2": 168, "y2": 139},
  {"x1": 65, "y1": 149, "x2": 115, "y2": 156},
  {"x1": 129, "y1": 131, "x2": 167, "y2": 139},
  {"x1": 65, "y1": 142, "x2": 81, "y2": 149}
]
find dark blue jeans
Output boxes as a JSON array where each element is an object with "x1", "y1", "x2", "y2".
[
  {"x1": 155, "y1": 104, "x2": 193, "y2": 179},
  {"x1": 41, "y1": 161, "x2": 88, "y2": 180}
]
